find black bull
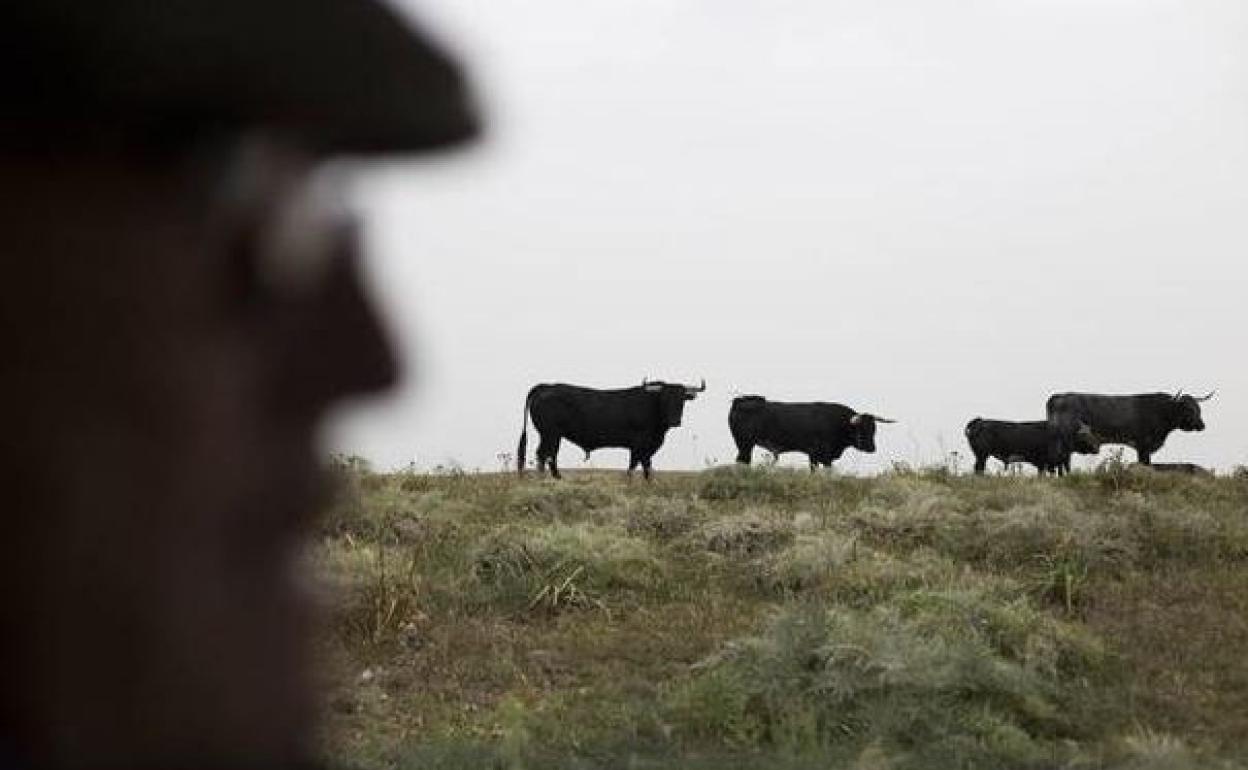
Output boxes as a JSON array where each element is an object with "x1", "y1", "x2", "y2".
[
  {"x1": 729, "y1": 396, "x2": 895, "y2": 470},
  {"x1": 1046, "y1": 391, "x2": 1213, "y2": 465},
  {"x1": 965, "y1": 418, "x2": 1100, "y2": 476},
  {"x1": 517, "y1": 380, "x2": 705, "y2": 479}
]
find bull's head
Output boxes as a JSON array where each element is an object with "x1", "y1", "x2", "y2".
[
  {"x1": 849, "y1": 412, "x2": 896, "y2": 453},
  {"x1": 644, "y1": 379, "x2": 705, "y2": 427},
  {"x1": 1171, "y1": 390, "x2": 1213, "y2": 432}
]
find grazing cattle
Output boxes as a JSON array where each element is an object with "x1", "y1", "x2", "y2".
[
  {"x1": 517, "y1": 379, "x2": 705, "y2": 479},
  {"x1": 965, "y1": 418, "x2": 1101, "y2": 476},
  {"x1": 1141, "y1": 462, "x2": 1213, "y2": 476},
  {"x1": 1047, "y1": 391, "x2": 1213, "y2": 466},
  {"x1": 729, "y1": 396, "x2": 895, "y2": 471}
]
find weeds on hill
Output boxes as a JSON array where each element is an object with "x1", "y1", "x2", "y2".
[{"x1": 316, "y1": 466, "x2": 1248, "y2": 770}]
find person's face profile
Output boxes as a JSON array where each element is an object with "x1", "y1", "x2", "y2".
[{"x1": 0, "y1": 133, "x2": 396, "y2": 765}]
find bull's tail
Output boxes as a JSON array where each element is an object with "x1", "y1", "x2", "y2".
[{"x1": 517, "y1": 387, "x2": 537, "y2": 474}]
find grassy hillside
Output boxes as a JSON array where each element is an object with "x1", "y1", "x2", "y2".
[{"x1": 315, "y1": 461, "x2": 1248, "y2": 769}]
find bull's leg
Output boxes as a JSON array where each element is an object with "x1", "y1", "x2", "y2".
[
  {"x1": 627, "y1": 451, "x2": 641, "y2": 479},
  {"x1": 1136, "y1": 448, "x2": 1152, "y2": 465},
  {"x1": 537, "y1": 435, "x2": 561, "y2": 479},
  {"x1": 641, "y1": 456, "x2": 654, "y2": 481},
  {"x1": 730, "y1": 430, "x2": 753, "y2": 464},
  {"x1": 973, "y1": 454, "x2": 987, "y2": 475},
  {"x1": 534, "y1": 439, "x2": 547, "y2": 475}
]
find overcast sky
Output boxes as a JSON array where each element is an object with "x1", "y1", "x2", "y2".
[{"x1": 332, "y1": 0, "x2": 1248, "y2": 474}]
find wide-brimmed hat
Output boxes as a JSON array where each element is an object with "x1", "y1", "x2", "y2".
[{"x1": 4, "y1": 0, "x2": 480, "y2": 155}]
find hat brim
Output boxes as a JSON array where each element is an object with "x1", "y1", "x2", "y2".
[{"x1": 9, "y1": 0, "x2": 481, "y2": 155}]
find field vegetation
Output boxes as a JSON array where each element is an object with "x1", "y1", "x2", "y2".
[{"x1": 316, "y1": 459, "x2": 1248, "y2": 769}]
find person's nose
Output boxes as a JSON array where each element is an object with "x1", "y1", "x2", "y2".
[{"x1": 273, "y1": 224, "x2": 399, "y2": 415}]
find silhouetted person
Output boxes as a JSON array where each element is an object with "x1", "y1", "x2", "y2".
[{"x1": 0, "y1": 2, "x2": 478, "y2": 767}]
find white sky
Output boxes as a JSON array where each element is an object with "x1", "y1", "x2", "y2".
[{"x1": 332, "y1": 0, "x2": 1248, "y2": 473}]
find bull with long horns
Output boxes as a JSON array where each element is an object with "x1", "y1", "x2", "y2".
[
  {"x1": 728, "y1": 395, "x2": 897, "y2": 471},
  {"x1": 517, "y1": 379, "x2": 706, "y2": 479},
  {"x1": 1046, "y1": 389, "x2": 1214, "y2": 467}
]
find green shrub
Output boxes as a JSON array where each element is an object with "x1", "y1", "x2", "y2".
[
  {"x1": 321, "y1": 541, "x2": 422, "y2": 652},
  {"x1": 470, "y1": 522, "x2": 665, "y2": 614},
  {"x1": 618, "y1": 496, "x2": 706, "y2": 540},
  {"x1": 506, "y1": 480, "x2": 622, "y2": 521},
  {"x1": 823, "y1": 547, "x2": 971, "y2": 609},
  {"x1": 667, "y1": 593, "x2": 1108, "y2": 767},
  {"x1": 701, "y1": 509, "x2": 795, "y2": 557},
  {"x1": 699, "y1": 465, "x2": 801, "y2": 504},
  {"x1": 758, "y1": 531, "x2": 857, "y2": 595}
]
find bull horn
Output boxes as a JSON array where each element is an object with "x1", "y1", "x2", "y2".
[
  {"x1": 873, "y1": 415, "x2": 897, "y2": 424},
  {"x1": 1173, "y1": 389, "x2": 1184, "y2": 400},
  {"x1": 850, "y1": 413, "x2": 862, "y2": 426},
  {"x1": 685, "y1": 379, "x2": 706, "y2": 394},
  {"x1": 1197, "y1": 390, "x2": 1217, "y2": 402}
]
